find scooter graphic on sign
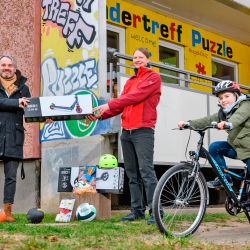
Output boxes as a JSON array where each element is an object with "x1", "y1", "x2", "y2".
[{"x1": 50, "y1": 95, "x2": 82, "y2": 113}]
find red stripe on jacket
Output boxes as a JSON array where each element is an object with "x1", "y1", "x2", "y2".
[{"x1": 101, "y1": 66, "x2": 161, "y2": 129}]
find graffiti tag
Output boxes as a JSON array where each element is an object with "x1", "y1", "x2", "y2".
[
  {"x1": 42, "y1": 0, "x2": 96, "y2": 49},
  {"x1": 41, "y1": 57, "x2": 98, "y2": 97}
]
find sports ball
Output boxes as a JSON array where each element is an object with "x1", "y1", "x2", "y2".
[
  {"x1": 27, "y1": 208, "x2": 45, "y2": 224},
  {"x1": 76, "y1": 203, "x2": 96, "y2": 221},
  {"x1": 0, "y1": 210, "x2": 6, "y2": 222}
]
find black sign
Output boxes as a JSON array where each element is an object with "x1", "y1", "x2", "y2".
[{"x1": 58, "y1": 167, "x2": 72, "y2": 192}]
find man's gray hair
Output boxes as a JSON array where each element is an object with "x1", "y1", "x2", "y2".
[{"x1": 0, "y1": 55, "x2": 17, "y2": 68}]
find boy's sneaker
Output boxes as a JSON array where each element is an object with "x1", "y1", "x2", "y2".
[
  {"x1": 119, "y1": 213, "x2": 145, "y2": 221},
  {"x1": 207, "y1": 174, "x2": 233, "y2": 189}
]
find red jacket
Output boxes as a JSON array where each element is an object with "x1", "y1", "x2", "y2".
[{"x1": 102, "y1": 66, "x2": 161, "y2": 129}]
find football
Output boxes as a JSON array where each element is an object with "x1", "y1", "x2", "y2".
[
  {"x1": 0, "y1": 210, "x2": 6, "y2": 222},
  {"x1": 76, "y1": 203, "x2": 96, "y2": 221},
  {"x1": 27, "y1": 208, "x2": 45, "y2": 224}
]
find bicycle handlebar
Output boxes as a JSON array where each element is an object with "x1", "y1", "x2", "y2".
[{"x1": 173, "y1": 124, "x2": 230, "y2": 132}]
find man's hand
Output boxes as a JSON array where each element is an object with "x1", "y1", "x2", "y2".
[
  {"x1": 19, "y1": 97, "x2": 30, "y2": 109},
  {"x1": 86, "y1": 113, "x2": 102, "y2": 121},
  {"x1": 217, "y1": 121, "x2": 228, "y2": 130},
  {"x1": 92, "y1": 104, "x2": 110, "y2": 115}
]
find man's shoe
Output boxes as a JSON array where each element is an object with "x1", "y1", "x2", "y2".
[
  {"x1": 4, "y1": 203, "x2": 15, "y2": 222},
  {"x1": 207, "y1": 175, "x2": 233, "y2": 189},
  {"x1": 147, "y1": 214, "x2": 155, "y2": 225},
  {"x1": 119, "y1": 213, "x2": 145, "y2": 221}
]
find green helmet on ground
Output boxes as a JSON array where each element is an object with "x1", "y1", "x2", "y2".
[{"x1": 99, "y1": 154, "x2": 118, "y2": 168}]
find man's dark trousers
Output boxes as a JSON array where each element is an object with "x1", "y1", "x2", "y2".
[
  {"x1": 3, "y1": 158, "x2": 19, "y2": 204},
  {"x1": 120, "y1": 128, "x2": 162, "y2": 217}
]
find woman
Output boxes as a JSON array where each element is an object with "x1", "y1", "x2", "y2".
[{"x1": 86, "y1": 47, "x2": 163, "y2": 224}]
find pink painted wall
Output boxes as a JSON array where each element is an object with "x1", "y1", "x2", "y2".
[{"x1": 0, "y1": 0, "x2": 41, "y2": 159}]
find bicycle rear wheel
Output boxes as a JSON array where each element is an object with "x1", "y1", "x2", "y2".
[{"x1": 153, "y1": 164, "x2": 207, "y2": 237}]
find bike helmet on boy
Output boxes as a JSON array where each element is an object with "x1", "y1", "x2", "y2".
[
  {"x1": 213, "y1": 80, "x2": 241, "y2": 97},
  {"x1": 99, "y1": 154, "x2": 118, "y2": 168}
]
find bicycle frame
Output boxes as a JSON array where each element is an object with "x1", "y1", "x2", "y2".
[{"x1": 183, "y1": 125, "x2": 250, "y2": 222}]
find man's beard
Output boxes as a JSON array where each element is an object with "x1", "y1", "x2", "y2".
[{"x1": 0, "y1": 72, "x2": 14, "y2": 78}]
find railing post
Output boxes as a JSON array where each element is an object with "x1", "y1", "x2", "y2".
[
  {"x1": 186, "y1": 73, "x2": 190, "y2": 88},
  {"x1": 109, "y1": 63, "x2": 113, "y2": 99}
]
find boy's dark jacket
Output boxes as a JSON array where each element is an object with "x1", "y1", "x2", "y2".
[
  {"x1": 0, "y1": 70, "x2": 30, "y2": 160},
  {"x1": 189, "y1": 94, "x2": 250, "y2": 160}
]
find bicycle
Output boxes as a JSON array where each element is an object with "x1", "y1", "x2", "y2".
[{"x1": 152, "y1": 122, "x2": 250, "y2": 237}]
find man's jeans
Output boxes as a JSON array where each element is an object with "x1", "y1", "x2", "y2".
[
  {"x1": 209, "y1": 141, "x2": 250, "y2": 172},
  {"x1": 3, "y1": 158, "x2": 19, "y2": 204},
  {"x1": 120, "y1": 128, "x2": 163, "y2": 217}
]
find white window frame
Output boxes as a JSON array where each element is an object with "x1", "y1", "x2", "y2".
[
  {"x1": 212, "y1": 56, "x2": 238, "y2": 83},
  {"x1": 107, "y1": 24, "x2": 126, "y2": 74},
  {"x1": 159, "y1": 40, "x2": 184, "y2": 86}
]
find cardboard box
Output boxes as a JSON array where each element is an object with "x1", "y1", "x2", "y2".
[
  {"x1": 24, "y1": 94, "x2": 93, "y2": 123},
  {"x1": 96, "y1": 167, "x2": 124, "y2": 194},
  {"x1": 58, "y1": 167, "x2": 79, "y2": 192},
  {"x1": 55, "y1": 198, "x2": 75, "y2": 222}
]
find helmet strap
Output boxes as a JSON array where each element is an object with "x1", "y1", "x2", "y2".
[{"x1": 234, "y1": 92, "x2": 238, "y2": 101}]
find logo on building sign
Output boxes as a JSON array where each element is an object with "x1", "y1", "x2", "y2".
[
  {"x1": 196, "y1": 62, "x2": 206, "y2": 75},
  {"x1": 107, "y1": 3, "x2": 183, "y2": 42},
  {"x1": 192, "y1": 29, "x2": 233, "y2": 59}
]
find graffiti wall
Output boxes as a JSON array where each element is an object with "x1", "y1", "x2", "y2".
[{"x1": 41, "y1": 0, "x2": 109, "y2": 142}]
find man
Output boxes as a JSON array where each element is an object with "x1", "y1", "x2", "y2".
[{"x1": 0, "y1": 55, "x2": 30, "y2": 222}]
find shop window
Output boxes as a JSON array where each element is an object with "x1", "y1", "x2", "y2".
[
  {"x1": 159, "y1": 40, "x2": 184, "y2": 85},
  {"x1": 212, "y1": 57, "x2": 238, "y2": 86},
  {"x1": 107, "y1": 25, "x2": 125, "y2": 98}
]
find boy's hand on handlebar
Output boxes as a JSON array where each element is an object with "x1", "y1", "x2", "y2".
[
  {"x1": 178, "y1": 121, "x2": 186, "y2": 128},
  {"x1": 217, "y1": 121, "x2": 228, "y2": 130}
]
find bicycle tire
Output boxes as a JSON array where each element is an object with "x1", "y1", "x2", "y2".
[{"x1": 153, "y1": 164, "x2": 207, "y2": 237}]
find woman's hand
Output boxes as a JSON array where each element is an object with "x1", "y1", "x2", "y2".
[
  {"x1": 86, "y1": 113, "x2": 102, "y2": 121},
  {"x1": 217, "y1": 121, "x2": 228, "y2": 130},
  {"x1": 92, "y1": 104, "x2": 110, "y2": 115},
  {"x1": 44, "y1": 119, "x2": 53, "y2": 123},
  {"x1": 178, "y1": 121, "x2": 186, "y2": 128}
]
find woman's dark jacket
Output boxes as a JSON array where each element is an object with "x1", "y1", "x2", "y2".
[{"x1": 0, "y1": 70, "x2": 30, "y2": 160}]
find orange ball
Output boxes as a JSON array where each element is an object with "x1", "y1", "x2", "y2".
[{"x1": 0, "y1": 210, "x2": 6, "y2": 222}]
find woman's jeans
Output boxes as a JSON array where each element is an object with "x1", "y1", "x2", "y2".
[
  {"x1": 3, "y1": 158, "x2": 19, "y2": 204},
  {"x1": 120, "y1": 128, "x2": 163, "y2": 217},
  {"x1": 209, "y1": 141, "x2": 250, "y2": 172}
]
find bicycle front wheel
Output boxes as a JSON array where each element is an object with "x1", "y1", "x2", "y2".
[{"x1": 153, "y1": 164, "x2": 207, "y2": 237}]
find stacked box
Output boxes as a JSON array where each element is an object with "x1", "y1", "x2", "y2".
[{"x1": 96, "y1": 167, "x2": 124, "y2": 194}]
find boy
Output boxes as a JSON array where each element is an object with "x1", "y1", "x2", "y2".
[{"x1": 178, "y1": 80, "x2": 250, "y2": 188}]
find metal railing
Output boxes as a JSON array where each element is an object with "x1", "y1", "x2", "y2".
[{"x1": 108, "y1": 52, "x2": 250, "y2": 98}]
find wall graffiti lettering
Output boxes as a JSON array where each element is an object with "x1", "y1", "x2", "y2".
[
  {"x1": 41, "y1": 56, "x2": 98, "y2": 97},
  {"x1": 76, "y1": 0, "x2": 94, "y2": 13},
  {"x1": 42, "y1": 0, "x2": 96, "y2": 49}
]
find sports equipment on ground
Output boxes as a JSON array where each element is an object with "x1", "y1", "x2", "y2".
[
  {"x1": 76, "y1": 203, "x2": 96, "y2": 221},
  {"x1": 99, "y1": 154, "x2": 118, "y2": 168},
  {"x1": 0, "y1": 210, "x2": 6, "y2": 222},
  {"x1": 27, "y1": 208, "x2": 45, "y2": 224}
]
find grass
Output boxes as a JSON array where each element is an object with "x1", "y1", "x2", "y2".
[{"x1": 0, "y1": 213, "x2": 249, "y2": 249}]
